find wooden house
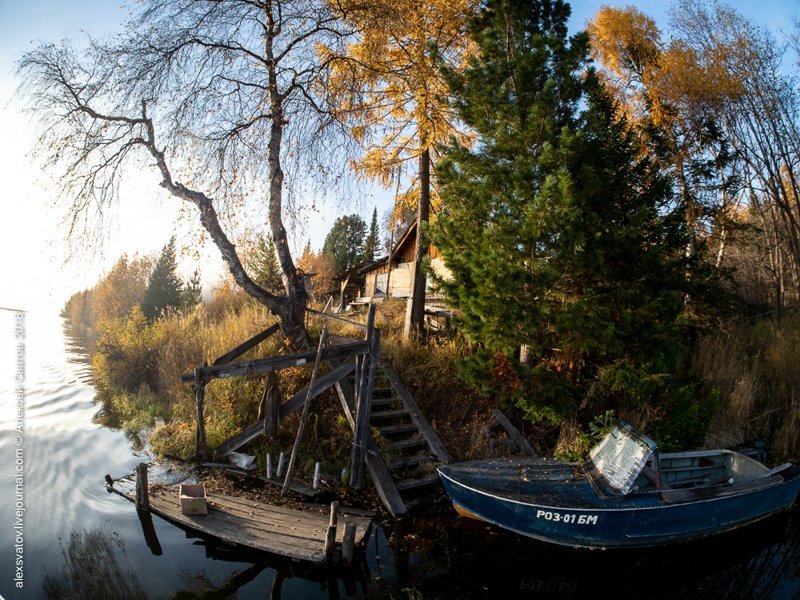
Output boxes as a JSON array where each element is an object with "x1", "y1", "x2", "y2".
[{"x1": 360, "y1": 222, "x2": 448, "y2": 301}]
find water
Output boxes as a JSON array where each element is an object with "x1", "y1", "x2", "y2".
[{"x1": 0, "y1": 310, "x2": 799, "y2": 599}]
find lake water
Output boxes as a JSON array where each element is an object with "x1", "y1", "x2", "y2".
[{"x1": 1, "y1": 310, "x2": 799, "y2": 599}]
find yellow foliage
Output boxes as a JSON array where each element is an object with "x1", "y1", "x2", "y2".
[
  {"x1": 588, "y1": 5, "x2": 744, "y2": 129},
  {"x1": 323, "y1": 0, "x2": 476, "y2": 209}
]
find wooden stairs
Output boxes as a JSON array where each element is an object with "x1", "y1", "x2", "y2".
[{"x1": 335, "y1": 361, "x2": 451, "y2": 517}]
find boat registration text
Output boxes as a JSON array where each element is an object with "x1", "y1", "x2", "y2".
[{"x1": 536, "y1": 510, "x2": 598, "y2": 525}]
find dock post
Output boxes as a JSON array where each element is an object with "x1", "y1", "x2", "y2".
[
  {"x1": 324, "y1": 501, "x2": 339, "y2": 561},
  {"x1": 135, "y1": 462, "x2": 149, "y2": 511},
  {"x1": 341, "y1": 522, "x2": 356, "y2": 565}
]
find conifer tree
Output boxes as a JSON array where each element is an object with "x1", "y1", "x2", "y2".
[
  {"x1": 250, "y1": 234, "x2": 284, "y2": 295},
  {"x1": 141, "y1": 237, "x2": 185, "y2": 320},
  {"x1": 322, "y1": 215, "x2": 367, "y2": 272},
  {"x1": 181, "y1": 269, "x2": 203, "y2": 309},
  {"x1": 364, "y1": 208, "x2": 381, "y2": 261},
  {"x1": 433, "y1": 0, "x2": 693, "y2": 422}
]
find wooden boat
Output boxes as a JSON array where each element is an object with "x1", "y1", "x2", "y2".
[{"x1": 438, "y1": 421, "x2": 800, "y2": 549}]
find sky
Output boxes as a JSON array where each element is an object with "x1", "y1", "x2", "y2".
[{"x1": 0, "y1": 0, "x2": 798, "y2": 315}]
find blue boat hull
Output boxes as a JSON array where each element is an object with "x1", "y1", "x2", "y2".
[{"x1": 438, "y1": 458, "x2": 800, "y2": 549}]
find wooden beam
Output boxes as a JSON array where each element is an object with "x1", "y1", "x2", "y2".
[
  {"x1": 350, "y1": 305, "x2": 377, "y2": 489},
  {"x1": 306, "y1": 308, "x2": 369, "y2": 330},
  {"x1": 283, "y1": 329, "x2": 328, "y2": 495},
  {"x1": 492, "y1": 409, "x2": 537, "y2": 457},
  {"x1": 279, "y1": 359, "x2": 356, "y2": 417},
  {"x1": 212, "y1": 323, "x2": 280, "y2": 366},
  {"x1": 212, "y1": 359, "x2": 357, "y2": 459},
  {"x1": 264, "y1": 371, "x2": 280, "y2": 440},
  {"x1": 194, "y1": 368, "x2": 208, "y2": 461},
  {"x1": 181, "y1": 341, "x2": 368, "y2": 383}
]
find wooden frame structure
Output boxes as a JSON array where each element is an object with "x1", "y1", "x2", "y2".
[
  {"x1": 181, "y1": 303, "x2": 452, "y2": 516},
  {"x1": 181, "y1": 306, "x2": 381, "y2": 488}
]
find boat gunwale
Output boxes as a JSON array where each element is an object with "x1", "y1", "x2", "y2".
[{"x1": 437, "y1": 464, "x2": 797, "y2": 514}]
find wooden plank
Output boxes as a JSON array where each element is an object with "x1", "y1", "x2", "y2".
[
  {"x1": 212, "y1": 323, "x2": 280, "y2": 366},
  {"x1": 371, "y1": 409, "x2": 410, "y2": 420},
  {"x1": 207, "y1": 494, "x2": 372, "y2": 542},
  {"x1": 279, "y1": 355, "x2": 356, "y2": 419},
  {"x1": 181, "y1": 341, "x2": 368, "y2": 382},
  {"x1": 212, "y1": 359, "x2": 357, "y2": 459},
  {"x1": 364, "y1": 439, "x2": 407, "y2": 517},
  {"x1": 376, "y1": 423, "x2": 418, "y2": 435},
  {"x1": 333, "y1": 367, "x2": 407, "y2": 517},
  {"x1": 380, "y1": 362, "x2": 451, "y2": 463},
  {"x1": 492, "y1": 409, "x2": 537, "y2": 457},
  {"x1": 110, "y1": 481, "x2": 372, "y2": 564}
]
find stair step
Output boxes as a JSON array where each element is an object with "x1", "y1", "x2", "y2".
[
  {"x1": 396, "y1": 473, "x2": 441, "y2": 492},
  {"x1": 371, "y1": 409, "x2": 409, "y2": 421},
  {"x1": 373, "y1": 387, "x2": 394, "y2": 397},
  {"x1": 388, "y1": 453, "x2": 433, "y2": 470},
  {"x1": 376, "y1": 423, "x2": 418, "y2": 435},
  {"x1": 373, "y1": 397, "x2": 402, "y2": 407},
  {"x1": 388, "y1": 436, "x2": 427, "y2": 451}
]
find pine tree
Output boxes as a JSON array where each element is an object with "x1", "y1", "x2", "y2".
[
  {"x1": 181, "y1": 269, "x2": 203, "y2": 310},
  {"x1": 250, "y1": 234, "x2": 284, "y2": 295},
  {"x1": 433, "y1": 0, "x2": 693, "y2": 422},
  {"x1": 322, "y1": 215, "x2": 367, "y2": 272},
  {"x1": 141, "y1": 237, "x2": 185, "y2": 320},
  {"x1": 364, "y1": 208, "x2": 381, "y2": 261}
]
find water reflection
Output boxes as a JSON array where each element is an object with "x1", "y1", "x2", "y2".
[
  {"x1": 3, "y1": 314, "x2": 799, "y2": 599},
  {"x1": 42, "y1": 528, "x2": 148, "y2": 599},
  {"x1": 396, "y1": 508, "x2": 800, "y2": 599}
]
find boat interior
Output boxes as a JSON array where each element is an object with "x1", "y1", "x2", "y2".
[{"x1": 638, "y1": 449, "x2": 772, "y2": 491}]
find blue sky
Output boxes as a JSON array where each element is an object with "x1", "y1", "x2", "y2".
[{"x1": 0, "y1": 0, "x2": 798, "y2": 313}]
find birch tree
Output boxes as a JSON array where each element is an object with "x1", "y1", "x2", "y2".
[{"x1": 18, "y1": 0, "x2": 352, "y2": 348}]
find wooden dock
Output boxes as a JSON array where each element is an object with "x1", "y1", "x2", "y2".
[{"x1": 109, "y1": 475, "x2": 373, "y2": 564}]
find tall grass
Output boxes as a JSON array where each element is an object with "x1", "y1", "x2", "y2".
[{"x1": 695, "y1": 314, "x2": 800, "y2": 460}]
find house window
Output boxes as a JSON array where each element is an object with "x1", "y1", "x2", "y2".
[{"x1": 375, "y1": 272, "x2": 388, "y2": 297}]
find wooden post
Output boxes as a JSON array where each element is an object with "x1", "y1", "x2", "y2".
[
  {"x1": 194, "y1": 367, "x2": 207, "y2": 461},
  {"x1": 282, "y1": 328, "x2": 328, "y2": 496},
  {"x1": 265, "y1": 370, "x2": 280, "y2": 440},
  {"x1": 341, "y1": 522, "x2": 356, "y2": 565},
  {"x1": 135, "y1": 462, "x2": 149, "y2": 511},
  {"x1": 350, "y1": 305, "x2": 378, "y2": 489},
  {"x1": 323, "y1": 501, "x2": 339, "y2": 561}
]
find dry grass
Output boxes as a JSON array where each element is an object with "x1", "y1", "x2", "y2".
[{"x1": 694, "y1": 314, "x2": 800, "y2": 460}]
